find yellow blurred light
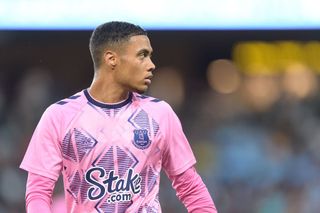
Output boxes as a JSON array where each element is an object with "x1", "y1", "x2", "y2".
[
  {"x1": 276, "y1": 41, "x2": 304, "y2": 71},
  {"x1": 233, "y1": 41, "x2": 278, "y2": 75},
  {"x1": 232, "y1": 40, "x2": 320, "y2": 76},
  {"x1": 304, "y1": 41, "x2": 320, "y2": 73},
  {"x1": 207, "y1": 59, "x2": 241, "y2": 94}
]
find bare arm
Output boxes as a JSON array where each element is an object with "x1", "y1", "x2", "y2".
[
  {"x1": 169, "y1": 166, "x2": 217, "y2": 213},
  {"x1": 26, "y1": 172, "x2": 56, "y2": 213}
]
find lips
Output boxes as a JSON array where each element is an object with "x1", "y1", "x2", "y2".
[{"x1": 144, "y1": 75, "x2": 153, "y2": 85}]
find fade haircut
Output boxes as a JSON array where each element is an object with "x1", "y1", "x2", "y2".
[{"x1": 89, "y1": 21, "x2": 147, "y2": 69}]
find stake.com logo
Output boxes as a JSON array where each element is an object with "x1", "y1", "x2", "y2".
[{"x1": 85, "y1": 167, "x2": 141, "y2": 203}]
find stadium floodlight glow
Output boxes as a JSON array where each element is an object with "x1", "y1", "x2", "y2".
[{"x1": 0, "y1": 0, "x2": 320, "y2": 30}]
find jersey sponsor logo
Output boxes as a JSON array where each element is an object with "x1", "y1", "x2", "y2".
[
  {"x1": 132, "y1": 129, "x2": 151, "y2": 149},
  {"x1": 85, "y1": 167, "x2": 141, "y2": 203}
]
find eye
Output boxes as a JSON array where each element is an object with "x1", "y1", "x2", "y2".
[
  {"x1": 140, "y1": 52, "x2": 148, "y2": 58},
  {"x1": 138, "y1": 50, "x2": 151, "y2": 59}
]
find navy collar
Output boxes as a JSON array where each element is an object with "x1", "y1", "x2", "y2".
[{"x1": 84, "y1": 89, "x2": 132, "y2": 109}]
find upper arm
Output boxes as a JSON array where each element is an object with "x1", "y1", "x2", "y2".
[
  {"x1": 20, "y1": 105, "x2": 63, "y2": 180},
  {"x1": 161, "y1": 104, "x2": 196, "y2": 176}
]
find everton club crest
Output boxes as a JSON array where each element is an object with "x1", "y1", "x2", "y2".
[{"x1": 132, "y1": 129, "x2": 151, "y2": 150}]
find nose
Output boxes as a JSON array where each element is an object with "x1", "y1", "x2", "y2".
[{"x1": 148, "y1": 58, "x2": 156, "y2": 72}]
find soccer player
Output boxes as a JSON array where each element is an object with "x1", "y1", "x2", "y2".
[{"x1": 20, "y1": 21, "x2": 217, "y2": 213}]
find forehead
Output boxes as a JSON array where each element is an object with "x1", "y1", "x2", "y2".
[{"x1": 123, "y1": 35, "x2": 153, "y2": 52}]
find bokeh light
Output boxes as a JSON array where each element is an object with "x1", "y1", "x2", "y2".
[
  {"x1": 282, "y1": 63, "x2": 318, "y2": 99},
  {"x1": 207, "y1": 59, "x2": 241, "y2": 94},
  {"x1": 241, "y1": 75, "x2": 280, "y2": 112},
  {"x1": 148, "y1": 67, "x2": 185, "y2": 110}
]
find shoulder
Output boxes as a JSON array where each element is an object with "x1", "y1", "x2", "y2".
[
  {"x1": 43, "y1": 90, "x2": 87, "y2": 121},
  {"x1": 132, "y1": 93, "x2": 175, "y2": 119},
  {"x1": 133, "y1": 93, "x2": 172, "y2": 110},
  {"x1": 54, "y1": 91, "x2": 86, "y2": 108}
]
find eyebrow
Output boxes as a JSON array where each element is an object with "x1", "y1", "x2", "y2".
[{"x1": 137, "y1": 48, "x2": 153, "y2": 56}]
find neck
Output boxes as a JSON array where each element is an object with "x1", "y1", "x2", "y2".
[{"x1": 88, "y1": 72, "x2": 129, "y2": 104}]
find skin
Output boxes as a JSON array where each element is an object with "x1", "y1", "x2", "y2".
[{"x1": 88, "y1": 35, "x2": 156, "y2": 103}]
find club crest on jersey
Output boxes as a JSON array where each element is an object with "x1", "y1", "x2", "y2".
[{"x1": 132, "y1": 129, "x2": 151, "y2": 149}]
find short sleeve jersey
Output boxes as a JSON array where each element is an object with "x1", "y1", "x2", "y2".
[{"x1": 20, "y1": 89, "x2": 196, "y2": 213}]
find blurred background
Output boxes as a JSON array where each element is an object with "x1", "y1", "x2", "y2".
[{"x1": 1, "y1": 0, "x2": 320, "y2": 212}]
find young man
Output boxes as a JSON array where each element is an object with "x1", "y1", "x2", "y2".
[{"x1": 20, "y1": 21, "x2": 217, "y2": 213}]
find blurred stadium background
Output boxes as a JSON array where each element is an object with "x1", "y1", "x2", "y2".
[{"x1": 1, "y1": 0, "x2": 320, "y2": 212}]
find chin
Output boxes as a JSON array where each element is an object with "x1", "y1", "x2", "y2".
[
  {"x1": 132, "y1": 86, "x2": 148, "y2": 94},
  {"x1": 135, "y1": 89, "x2": 147, "y2": 94}
]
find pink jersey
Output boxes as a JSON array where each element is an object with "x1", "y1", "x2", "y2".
[{"x1": 20, "y1": 89, "x2": 196, "y2": 213}]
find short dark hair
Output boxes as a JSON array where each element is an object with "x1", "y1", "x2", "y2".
[{"x1": 89, "y1": 21, "x2": 147, "y2": 69}]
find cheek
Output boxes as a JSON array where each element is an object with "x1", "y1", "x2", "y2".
[
  {"x1": 130, "y1": 63, "x2": 143, "y2": 75},
  {"x1": 121, "y1": 66, "x2": 139, "y2": 83}
]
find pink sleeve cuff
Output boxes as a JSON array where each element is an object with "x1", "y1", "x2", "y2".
[
  {"x1": 170, "y1": 167, "x2": 217, "y2": 213},
  {"x1": 26, "y1": 172, "x2": 56, "y2": 213}
]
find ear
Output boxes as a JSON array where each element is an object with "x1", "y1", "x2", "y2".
[{"x1": 103, "y1": 50, "x2": 117, "y2": 69}]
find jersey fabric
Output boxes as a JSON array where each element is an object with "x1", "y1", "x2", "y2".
[{"x1": 20, "y1": 89, "x2": 196, "y2": 213}]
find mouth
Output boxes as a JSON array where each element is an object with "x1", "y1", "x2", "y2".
[{"x1": 144, "y1": 75, "x2": 153, "y2": 85}]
